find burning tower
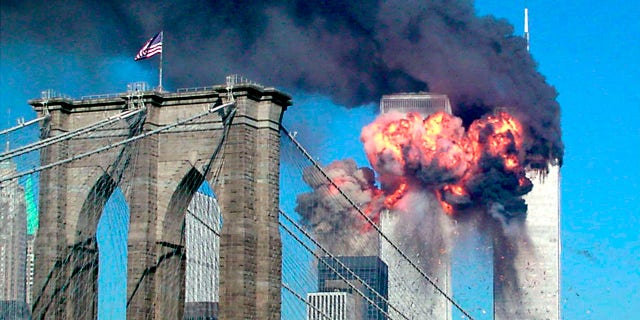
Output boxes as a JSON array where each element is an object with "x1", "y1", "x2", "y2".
[
  {"x1": 367, "y1": 91, "x2": 560, "y2": 319},
  {"x1": 493, "y1": 165, "x2": 561, "y2": 319},
  {"x1": 490, "y1": 8, "x2": 561, "y2": 318},
  {"x1": 378, "y1": 93, "x2": 453, "y2": 320}
]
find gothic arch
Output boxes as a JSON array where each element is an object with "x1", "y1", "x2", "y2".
[{"x1": 155, "y1": 167, "x2": 205, "y2": 319}]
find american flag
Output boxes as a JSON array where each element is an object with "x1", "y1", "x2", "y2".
[{"x1": 134, "y1": 31, "x2": 162, "y2": 61}]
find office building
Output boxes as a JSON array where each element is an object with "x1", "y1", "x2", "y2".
[
  {"x1": 318, "y1": 256, "x2": 388, "y2": 320},
  {"x1": 494, "y1": 165, "x2": 561, "y2": 319},
  {"x1": 0, "y1": 159, "x2": 29, "y2": 319},
  {"x1": 185, "y1": 191, "x2": 222, "y2": 319},
  {"x1": 379, "y1": 93, "x2": 453, "y2": 319},
  {"x1": 307, "y1": 292, "x2": 359, "y2": 320},
  {"x1": 380, "y1": 93, "x2": 452, "y2": 115}
]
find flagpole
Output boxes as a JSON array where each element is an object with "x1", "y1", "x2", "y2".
[{"x1": 158, "y1": 31, "x2": 163, "y2": 91}]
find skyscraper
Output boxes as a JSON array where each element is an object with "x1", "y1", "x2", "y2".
[
  {"x1": 317, "y1": 256, "x2": 388, "y2": 320},
  {"x1": 379, "y1": 93, "x2": 452, "y2": 115},
  {"x1": 493, "y1": 165, "x2": 561, "y2": 319},
  {"x1": 25, "y1": 235, "x2": 35, "y2": 307},
  {"x1": 0, "y1": 159, "x2": 30, "y2": 319},
  {"x1": 307, "y1": 291, "x2": 360, "y2": 320},
  {"x1": 184, "y1": 190, "x2": 222, "y2": 320},
  {"x1": 24, "y1": 174, "x2": 38, "y2": 308},
  {"x1": 377, "y1": 92, "x2": 560, "y2": 318},
  {"x1": 378, "y1": 93, "x2": 453, "y2": 320}
]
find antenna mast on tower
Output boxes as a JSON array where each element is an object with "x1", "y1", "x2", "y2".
[{"x1": 524, "y1": 7, "x2": 530, "y2": 51}]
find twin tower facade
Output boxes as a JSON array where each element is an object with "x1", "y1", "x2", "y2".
[{"x1": 378, "y1": 93, "x2": 560, "y2": 320}]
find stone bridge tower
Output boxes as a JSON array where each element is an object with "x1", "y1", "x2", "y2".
[{"x1": 29, "y1": 81, "x2": 291, "y2": 319}]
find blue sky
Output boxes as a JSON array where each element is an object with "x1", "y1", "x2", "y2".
[{"x1": 2, "y1": 0, "x2": 639, "y2": 318}]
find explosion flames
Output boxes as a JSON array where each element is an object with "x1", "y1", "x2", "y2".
[
  {"x1": 296, "y1": 109, "x2": 535, "y2": 258},
  {"x1": 362, "y1": 110, "x2": 532, "y2": 218}
]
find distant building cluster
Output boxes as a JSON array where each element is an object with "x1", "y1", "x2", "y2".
[
  {"x1": 308, "y1": 256, "x2": 388, "y2": 320},
  {"x1": 0, "y1": 159, "x2": 33, "y2": 319}
]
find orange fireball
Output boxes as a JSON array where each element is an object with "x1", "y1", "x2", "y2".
[{"x1": 362, "y1": 110, "x2": 529, "y2": 213}]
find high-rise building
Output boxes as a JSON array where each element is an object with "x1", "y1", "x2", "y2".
[
  {"x1": 378, "y1": 93, "x2": 560, "y2": 318},
  {"x1": 25, "y1": 235, "x2": 35, "y2": 307},
  {"x1": 378, "y1": 93, "x2": 453, "y2": 320},
  {"x1": 317, "y1": 256, "x2": 388, "y2": 320},
  {"x1": 24, "y1": 174, "x2": 38, "y2": 308},
  {"x1": 0, "y1": 301, "x2": 30, "y2": 319},
  {"x1": 184, "y1": 190, "x2": 222, "y2": 320},
  {"x1": 307, "y1": 291, "x2": 359, "y2": 320},
  {"x1": 0, "y1": 159, "x2": 29, "y2": 319},
  {"x1": 494, "y1": 165, "x2": 561, "y2": 319},
  {"x1": 380, "y1": 93, "x2": 452, "y2": 115}
]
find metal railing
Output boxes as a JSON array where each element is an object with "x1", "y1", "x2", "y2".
[
  {"x1": 80, "y1": 93, "x2": 122, "y2": 100},
  {"x1": 80, "y1": 82, "x2": 152, "y2": 100},
  {"x1": 41, "y1": 89, "x2": 71, "y2": 100},
  {"x1": 176, "y1": 74, "x2": 262, "y2": 93},
  {"x1": 127, "y1": 81, "x2": 150, "y2": 93},
  {"x1": 176, "y1": 86, "x2": 217, "y2": 93},
  {"x1": 225, "y1": 74, "x2": 261, "y2": 87},
  {"x1": 40, "y1": 76, "x2": 262, "y2": 101}
]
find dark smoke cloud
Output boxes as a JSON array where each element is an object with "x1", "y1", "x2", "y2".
[
  {"x1": 2, "y1": 0, "x2": 562, "y2": 165},
  {"x1": 465, "y1": 155, "x2": 533, "y2": 220},
  {"x1": 295, "y1": 159, "x2": 381, "y2": 256}
]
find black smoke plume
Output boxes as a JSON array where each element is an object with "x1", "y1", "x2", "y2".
[
  {"x1": 465, "y1": 155, "x2": 533, "y2": 219},
  {"x1": 3, "y1": 0, "x2": 562, "y2": 166}
]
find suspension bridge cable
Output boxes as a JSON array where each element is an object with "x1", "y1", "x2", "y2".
[
  {"x1": 279, "y1": 220, "x2": 393, "y2": 319},
  {"x1": 39, "y1": 246, "x2": 98, "y2": 317},
  {"x1": 279, "y1": 209, "x2": 408, "y2": 320},
  {"x1": 126, "y1": 104, "x2": 235, "y2": 308},
  {"x1": 0, "y1": 115, "x2": 48, "y2": 136},
  {"x1": 281, "y1": 282, "x2": 333, "y2": 320},
  {"x1": 31, "y1": 237, "x2": 96, "y2": 316},
  {"x1": 186, "y1": 208, "x2": 220, "y2": 237},
  {"x1": 280, "y1": 228, "x2": 320, "y2": 318},
  {"x1": 0, "y1": 108, "x2": 143, "y2": 161},
  {"x1": 281, "y1": 254, "x2": 317, "y2": 318},
  {"x1": 179, "y1": 107, "x2": 236, "y2": 237},
  {"x1": 0, "y1": 102, "x2": 235, "y2": 184},
  {"x1": 281, "y1": 125, "x2": 476, "y2": 320},
  {"x1": 279, "y1": 132, "x2": 402, "y2": 318},
  {"x1": 184, "y1": 108, "x2": 232, "y2": 237}
]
